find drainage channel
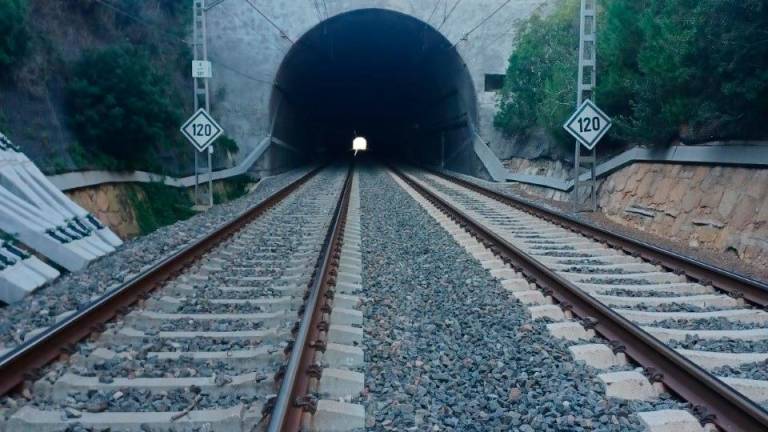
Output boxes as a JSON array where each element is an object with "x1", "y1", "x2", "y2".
[{"x1": 393, "y1": 166, "x2": 768, "y2": 432}]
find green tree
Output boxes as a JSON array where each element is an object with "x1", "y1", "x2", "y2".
[
  {"x1": 0, "y1": 0, "x2": 28, "y2": 69},
  {"x1": 495, "y1": 0, "x2": 768, "y2": 149},
  {"x1": 66, "y1": 45, "x2": 182, "y2": 164},
  {"x1": 493, "y1": 0, "x2": 579, "y2": 145}
]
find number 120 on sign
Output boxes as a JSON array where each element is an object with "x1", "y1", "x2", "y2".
[{"x1": 564, "y1": 100, "x2": 612, "y2": 151}]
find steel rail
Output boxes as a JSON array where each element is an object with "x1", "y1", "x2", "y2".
[
  {"x1": 393, "y1": 167, "x2": 768, "y2": 432},
  {"x1": 0, "y1": 167, "x2": 323, "y2": 397},
  {"x1": 267, "y1": 164, "x2": 353, "y2": 431},
  {"x1": 430, "y1": 169, "x2": 768, "y2": 308}
]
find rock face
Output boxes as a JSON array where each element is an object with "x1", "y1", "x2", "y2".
[
  {"x1": 599, "y1": 164, "x2": 768, "y2": 268},
  {"x1": 66, "y1": 184, "x2": 141, "y2": 239}
]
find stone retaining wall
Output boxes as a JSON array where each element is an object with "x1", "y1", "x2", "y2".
[
  {"x1": 506, "y1": 158, "x2": 768, "y2": 269},
  {"x1": 599, "y1": 163, "x2": 768, "y2": 268}
]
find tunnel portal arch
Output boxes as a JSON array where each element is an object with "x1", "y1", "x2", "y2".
[
  {"x1": 266, "y1": 8, "x2": 480, "y2": 171},
  {"x1": 205, "y1": 0, "x2": 552, "y2": 178}
]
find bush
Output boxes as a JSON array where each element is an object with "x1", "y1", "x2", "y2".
[
  {"x1": 495, "y1": 0, "x2": 768, "y2": 148},
  {"x1": 0, "y1": 0, "x2": 28, "y2": 69},
  {"x1": 66, "y1": 45, "x2": 182, "y2": 164},
  {"x1": 128, "y1": 183, "x2": 195, "y2": 235},
  {"x1": 493, "y1": 0, "x2": 579, "y2": 148}
]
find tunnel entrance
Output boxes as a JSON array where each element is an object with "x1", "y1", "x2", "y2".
[{"x1": 268, "y1": 8, "x2": 478, "y2": 168}]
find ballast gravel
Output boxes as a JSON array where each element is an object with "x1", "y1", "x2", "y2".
[
  {"x1": 672, "y1": 336, "x2": 768, "y2": 353},
  {"x1": 0, "y1": 167, "x2": 313, "y2": 351},
  {"x1": 649, "y1": 317, "x2": 768, "y2": 331},
  {"x1": 712, "y1": 360, "x2": 768, "y2": 381},
  {"x1": 629, "y1": 303, "x2": 727, "y2": 313},
  {"x1": 601, "y1": 289, "x2": 680, "y2": 298},
  {"x1": 358, "y1": 166, "x2": 689, "y2": 432}
]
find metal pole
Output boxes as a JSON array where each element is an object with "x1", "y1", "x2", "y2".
[
  {"x1": 194, "y1": 151, "x2": 199, "y2": 204},
  {"x1": 192, "y1": 0, "x2": 201, "y2": 205},
  {"x1": 573, "y1": 0, "x2": 598, "y2": 212},
  {"x1": 192, "y1": 0, "x2": 213, "y2": 207},
  {"x1": 208, "y1": 146, "x2": 214, "y2": 207}
]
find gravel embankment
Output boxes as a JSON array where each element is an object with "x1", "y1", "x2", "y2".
[
  {"x1": 0, "y1": 167, "x2": 313, "y2": 351},
  {"x1": 359, "y1": 166, "x2": 688, "y2": 431}
]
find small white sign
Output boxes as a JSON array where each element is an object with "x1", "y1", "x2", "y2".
[
  {"x1": 180, "y1": 108, "x2": 223, "y2": 152},
  {"x1": 192, "y1": 60, "x2": 212, "y2": 78},
  {"x1": 564, "y1": 99, "x2": 612, "y2": 150}
]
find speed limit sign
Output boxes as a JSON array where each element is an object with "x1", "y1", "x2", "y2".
[
  {"x1": 180, "y1": 108, "x2": 223, "y2": 152},
  {"x1": 564, "y1": 99, "x2": 612, "y2": 151}
]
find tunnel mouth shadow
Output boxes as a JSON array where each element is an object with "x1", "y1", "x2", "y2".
[{"x1": 267, "y1": 8, "x2": 478, "y2": 169}]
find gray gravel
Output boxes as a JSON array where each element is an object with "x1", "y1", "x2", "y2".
[
  {"x1": 563, "y1": 266, "x2": 630, "y2": 275},
  {"x1": 649, "y1": 317, "x2": 768, "y2": 331},
  {"x1": 359, "y1": 166, "x2": 689, "y2": 432},
  {"x1": 672, "y1": 336, "x2": 768, "y2": 353},
  {"x1": 0, "y1": 167, "x2": 314, "y2": 352},
  {"x1": 628, "y1": 303, "x2": 730, "y2": 312},
  {"x1": 713, "y1": 360, "x2": 768, "y2": 381},
  {"x1": 601, "y1": 289, "x2": 680, "y2": 298},
  {"x1": 581, "y1": 277, "x2": 669, "y2": 286}
]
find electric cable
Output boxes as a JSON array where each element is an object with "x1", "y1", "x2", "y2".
[
  {"x1": 244, "y1": 0, "x2": 295, "y2": 44},
  {"x1": 437, "y1": 0, "x2": 462, "y2": 31},
  {"x1": 426, "y1": 0, "x2": 442, "y2": 25},
  {"x1": 453, "y1": 0, "x2": 514, "y2": 47}
]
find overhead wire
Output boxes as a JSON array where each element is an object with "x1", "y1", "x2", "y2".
[
  {"x1": 437, "y1": 0, "x2": 462, "y2": 31},
  {"x1": 452, "y1": 0, "x2": 514, "y2": 48},
  {"x1": 309, "y1": 0, "x2": 323, "y2": 22},
  {"x1": 243, "y1": 0, "x2": 295, "y2": 43},
  {"x1": 425, "y1": 0, "x2": 442, "y2": 25}
]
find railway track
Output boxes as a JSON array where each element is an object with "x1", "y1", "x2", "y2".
[
  {"x1": 0, "y1": 165, "x2": 363, "y2": 431},
  {"x1": 392, "y1": 167, "x2": 768, "y2": 432}
]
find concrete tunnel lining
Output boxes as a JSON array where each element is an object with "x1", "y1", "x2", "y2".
[{"x1": 267, "y1": 8, "x2": 479, "y2": 169}]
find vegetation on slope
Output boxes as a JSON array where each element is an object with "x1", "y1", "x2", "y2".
[
  {"x1": 0, "y1": 0, "x2": 208, "y2": 175},
  {"x1": 66, "y1": 45, "x2": 183, "y2": 169},
  {"x1": 495, "y1": 0, "x2": 768, "y2": 150},
  {"x1": 127, "y1": 182, "x2": 195, "y2": 235},
  {"x1": 0, "y1": 0, "x2": 28, "y2": 72}
]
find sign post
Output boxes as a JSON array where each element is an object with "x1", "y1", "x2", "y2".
[
  {"x1": 190, "y1": 0, "x2": 216, "y2": 207},
  {"x1": 571, "y1": 0, "x2": 600, "y2": 212},
  {"x1": 180, "y1": 108, "x2": 223, "y2": 206}
]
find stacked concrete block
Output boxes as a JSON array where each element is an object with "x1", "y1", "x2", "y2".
[
  {"x1": 0, "y1": 240, "x2": 60, "y2": 303},
  {"x1": 0, "y1": 132, "x2": 122, "y2": 295}
]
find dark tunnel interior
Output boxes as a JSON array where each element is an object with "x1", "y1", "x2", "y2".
[{"x1": 268, "y1": 8, "x2": 479, "y2": 167}]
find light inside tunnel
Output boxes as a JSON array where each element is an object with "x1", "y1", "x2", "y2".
[
  {"x1": 268, "y1": 8, "x2": 479, "y2": 167},
  {"x1": 352, "y1": 136, "x2": 368, "y2": 153}
]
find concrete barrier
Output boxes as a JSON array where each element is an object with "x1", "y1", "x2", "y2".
[{"x1": 0, "y1": 132, "x2": 123, "y2": 298}]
